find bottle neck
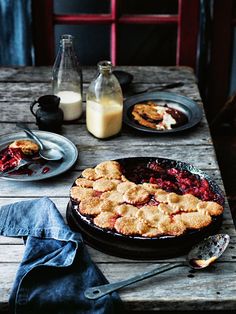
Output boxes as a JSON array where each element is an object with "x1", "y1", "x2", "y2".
[
  {"x1": 98, "y1": 61, "x2": 112, "y2": 75},
  {"x1": 60, "y1": 34, "x2": 74, "y2": 52}
]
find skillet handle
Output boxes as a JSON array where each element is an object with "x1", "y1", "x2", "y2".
[{"x1": 84, "y1": 262, "x2": 182, "y2": 299}]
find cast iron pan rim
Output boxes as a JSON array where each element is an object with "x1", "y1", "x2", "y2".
[{"x1": 68, "y1": 156, "x2": 224, "y2": 241}]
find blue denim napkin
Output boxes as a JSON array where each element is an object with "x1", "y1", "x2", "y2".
[{"x1": 0, "y1": 197, "x2": 124, "y2": 314}]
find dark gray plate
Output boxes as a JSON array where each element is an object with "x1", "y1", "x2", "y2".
[
  {"x1": 0, "y1": 131, "x2": 78, "y2": 181},
  {"x1": 123, "y1": 92, "x2": 203, "y2": 133}
]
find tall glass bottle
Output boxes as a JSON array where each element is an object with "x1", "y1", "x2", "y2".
[
  {"x1": 52, "y1": 34, "x2": 83, "y2": 121},
  {"x1": 86, "y1": 61, "x2": 123, "y2": 139}
]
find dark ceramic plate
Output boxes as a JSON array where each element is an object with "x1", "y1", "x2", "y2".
[
  {"x1": 123, "y1": 92, "x2": 203, "y2": 133},
  {"x1": 66, "y1": 157, "x2": 224, "y2": 259}
]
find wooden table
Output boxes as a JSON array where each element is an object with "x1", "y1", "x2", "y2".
[{"x1": 0, "y1": 66, "x2": 236, "y2": 313}]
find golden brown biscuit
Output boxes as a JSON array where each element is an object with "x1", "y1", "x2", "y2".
[
  {"x1": 93, "y1": 178, "x2": 118, "y2": 192},
  {"x1": 196, "y1": 201, "x2": 223, "y2": 216},
  {"x1": 175, "y1": 212, "x2": 212, "y2": 229},
  {"x1": 142, "y1": 226, "x2": 163, "y2": 237},
  {"x1": 115, "y1": 204, "x2": 138, "y2": 217},
  {"x1": 101, "y1": 191, "x2": 124, "y2": 204},
  {"x1": 116, "y1": 181, "x2": 136, "y2": 194},
  {"x1": 81, "y1": 168, "x2": 101, "y2": 180},
  {"x1": 157, "y1": 203, "x2": 178, "y2": 214},
  {"x1": 114, "y1": 217, "x2": 147, "y2": 235},
  {"x1": 75, "y1": 178, "x2": 94, "y2": 188},
  {"x1": 132, "y1": 110, "x2": 157, "y2": 129},
  {"x1": 95, "y1": 161, "x2": 122, "y2": 179},
  {"x1": 154, "y1": 189, "x2": 169, "y2": 203},
  {"x1": 133, "y1": 103, "x2": 163, "y2": 120},
  {"x1": 142, "y1": 183, "x2": 159, "y2": 194},
  {"x1": 158, "y1": 216, "x2": 187, "y2": 236},
  {"x1": 94, "y1": 212, "x2": 118, "y2": 229},
  {"x1": 136, "y1": 205, "x2": 168, "y2": 227},
  {"x1": 168, "y1": 193, "x2": 200, "y2": 212},
  {"x1": 99, "y1": 199, "x2": 117, "y2": 213},
  {"x1": 79, "y1": 197, "x2": 102, "y2": 215},
  {"x1": 70, "y1": 186, "x2": 95, "y2": 202},
  {"x1": 123, "y1": 186, "x2": 150, "y2": 205},
  {"x1": 9, "y1": 139, "x2": 39, "y2": 155}
]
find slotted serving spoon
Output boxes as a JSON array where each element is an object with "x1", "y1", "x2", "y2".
[{"x1": 85, "y1": 234, "x2": 230, "y2": 300}]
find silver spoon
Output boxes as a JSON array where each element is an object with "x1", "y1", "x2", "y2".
[
  {"x1": 16, "y1": 123, "x2": 64, "y2": 161},
  {"x1": 84, "y1": 234, "x2": 230, "y2": 300}
]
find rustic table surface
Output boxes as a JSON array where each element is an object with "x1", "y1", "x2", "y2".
[{"x1": 0, "y1": 66, "x2": 235, "y2": 313}]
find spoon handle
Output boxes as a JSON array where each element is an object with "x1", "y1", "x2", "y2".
[
  {"x1": 16, "y1": 123, "x2": 44, "y2": 149},
  {"x1": 84, "y1": 262, "x2": 182, "y2": 300}
]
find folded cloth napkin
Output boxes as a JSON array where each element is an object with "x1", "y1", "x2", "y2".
[{"x1": 0, "y1": 197, "x2": 124, "y2": 314}]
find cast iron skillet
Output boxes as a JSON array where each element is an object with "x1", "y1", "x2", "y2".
[{"x1": 66, "y1": 157, "x2": 224, "y2": 259}]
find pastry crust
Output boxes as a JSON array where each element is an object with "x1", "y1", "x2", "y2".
[
  {"x1": 95, "y1": 161, "x2": 122, "y2": 179},
  {"x1": 93, "y1": 178, "x2": 118, "y2": 192},
  {"x1": 115, "y1": 204, "x2": 138, "y2": 217},
  {"x1": 94, "y1": 212, "x2": 117, "y2": 229},
  {"x1": 101, "y1": 191, "x2": 124, "y2": 204},
  {"x1": 197, "y1": 201, "x2": 223, "y2": 216},
  {"x1": 72, "y1": 160, "x2": 223, "y2": 238},
  {"x1": 81, "y1": 168, "x2": 101, "y2": 180},
  {"x1": 114, "y1": 217, "x2": 148, "y2": 235},
  {"x1": 123, "y1": 186, "x2": 150, "y2": 205},
  {"x1": 75, "y1": 178, "x2": 94, "y2": 188},
  {"x1": 9, "y1": 139, "x2": 39, "y2": 155},
  {"x1": 79, "y1": 197, "x2": 102, "y2": 215},
  {"x1": 70, "y1": 186, "x2": 95, "y2": 202},
  {"x1": 117, "y1": 181, "x2": 136, "y2": 194}
]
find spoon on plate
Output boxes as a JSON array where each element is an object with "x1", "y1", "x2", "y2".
[
  {"x1": 16, "y1": 123, "x2": 64, "y2": 161},
  {"x1": 84, "y1": 234, "x2": 230, "y2": 300}
]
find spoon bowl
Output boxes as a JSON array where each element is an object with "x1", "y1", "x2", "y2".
[
  {"x1": 84, "y1": 234, "x2": 230, "y2": 299},
  {"x1": 187, "y1": 233, "x2": 230, "y2": 269},
  {"x1": 16, "y1": 123, "x2": 64, "y2": 161}
]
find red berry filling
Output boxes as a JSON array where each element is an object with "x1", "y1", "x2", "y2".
[{"x1": 122, "y1": 161, "x2": 222, "y2": 204}]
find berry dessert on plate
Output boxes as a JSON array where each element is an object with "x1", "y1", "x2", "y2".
[
  {"x1": 0, "y1": 139, "x2": 39, "y2": 173},
  {"x1": 67, "y1": 157, "x2": 224, "y2": 259}
]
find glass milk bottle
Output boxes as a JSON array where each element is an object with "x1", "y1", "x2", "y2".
[
  {"x1": 52, "y1": 34, "x2": 83, "y2": 121},
  {"x1": 86, "y1": 61, "x2": 123, "y2": 139}
]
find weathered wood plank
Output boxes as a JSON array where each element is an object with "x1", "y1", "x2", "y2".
[
  {"x1": 0, "y1": 66, "x2": 197, "y2": 84},
  {"x1": 0, "y1": 82, "x2": 202, "y2": 104},
  {"x1": 0, "y1": 229, "x2": 235, "y2": 263},
  {"x1": 0, "y1": 122, "x2": 213, "y2": 147},
  {"x1": 0, "y1": 262, "x2": 236, "y2": 311}
]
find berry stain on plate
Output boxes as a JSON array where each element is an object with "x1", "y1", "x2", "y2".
[{"x1": 42, "y1": 166, "x2": 50, "y2": 174}]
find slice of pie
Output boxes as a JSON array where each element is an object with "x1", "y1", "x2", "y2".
[{"x1": 0, "y1": 139, "x2": 39, "y2": 172}]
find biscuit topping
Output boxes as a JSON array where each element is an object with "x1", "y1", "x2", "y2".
[{"x1": 70, "y1": 160, "x2": 224, "y2": 237}]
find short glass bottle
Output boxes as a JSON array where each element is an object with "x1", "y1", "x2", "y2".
[
  {"x1": 86, "y1": 61, "x2": 123, "y2": 139},
  {"x1": 52, "y1": 34, "x2": 83, "y2": 121}
]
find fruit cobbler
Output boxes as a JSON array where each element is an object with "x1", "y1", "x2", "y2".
[
  {"x1": 70, "y1": 160, "x2": 224, "y2": 238},
  {"x1": 0, "y1": 140, "x2": 39, "y2": 172}
]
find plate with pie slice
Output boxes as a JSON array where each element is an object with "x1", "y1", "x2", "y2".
[
  {"x1": 123, "y1": 92, "x2": 203, "y2": 133},
  {"x1": 67, "y1": 157, "x2": 224, "y2": 259},
  {"x1": 0, "y1": 131, "x2": 78, "y2": 181}
]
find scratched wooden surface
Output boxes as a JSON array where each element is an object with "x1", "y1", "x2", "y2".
[{"x1": 0, "y1": 66, "x2": 235, "y2": 313}]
